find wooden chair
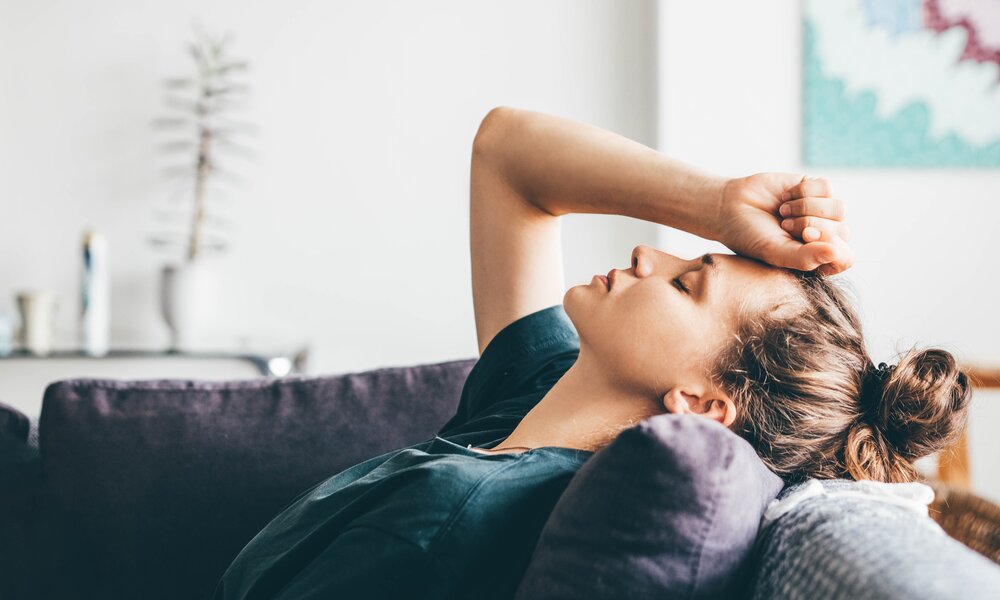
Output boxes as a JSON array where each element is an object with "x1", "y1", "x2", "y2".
[
  {"x1": 927, "y1": 366, "x2": 1000, "y2": 565},
  {"x1": 928, "y1": 481, "x2": 1000, "y2": 565}
]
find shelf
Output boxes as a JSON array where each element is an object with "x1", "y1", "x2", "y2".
[
  {"x1": 0, "y1": 347, "x2": 309, "y2": 377},
  {"x1": 0, "y1": 345, "x2": 311, "y2": 418}
]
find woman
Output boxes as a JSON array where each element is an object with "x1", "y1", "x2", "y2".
[{"x1": 214, "y1": 107, "x2": 970, "y2": 599}]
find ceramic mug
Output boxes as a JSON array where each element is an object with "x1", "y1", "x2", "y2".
[{"x1": 16, "y1": 290, "x2": 58, "y2": 356}]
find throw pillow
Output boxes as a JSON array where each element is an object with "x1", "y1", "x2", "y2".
[{"x1": 515, "y1": 413, "x2": 784, "y2": 600}]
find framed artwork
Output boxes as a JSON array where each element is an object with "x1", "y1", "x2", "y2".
[{"x1": 803, "y1": 0, "x2": 1000, "y2": 167}]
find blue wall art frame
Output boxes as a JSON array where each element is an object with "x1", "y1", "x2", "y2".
[{"x1": 803, "y1": 0, "x2": 1000, "y2": 167}]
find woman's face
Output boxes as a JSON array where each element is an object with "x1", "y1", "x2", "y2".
[{"x1": 564, "y1": 244, "x2": 799, "y2": 398}]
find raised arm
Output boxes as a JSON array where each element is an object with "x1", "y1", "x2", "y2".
[{"x1": 469, "y1": 106, "x2": 850, "y2": 353}]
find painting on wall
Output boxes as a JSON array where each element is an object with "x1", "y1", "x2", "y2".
[{"x1": 803, "y1": 0, "x2": 1000, "y2": 167}]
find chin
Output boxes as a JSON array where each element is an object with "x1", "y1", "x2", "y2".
[
  {"x1": 562, "y1": 285, "x2": 587, "y2": 318},
  {"x1": 562, "y1": 286, "x2": 592, "y2": 339}
]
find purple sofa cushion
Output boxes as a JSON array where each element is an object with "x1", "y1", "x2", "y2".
[
  {"x1": 515, "y1": 414, "x2": 784, "y2": 600},
  {"x1": 33, "y1": 359, "x2": 475, "y2": 600}
]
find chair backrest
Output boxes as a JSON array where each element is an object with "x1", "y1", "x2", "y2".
[{"x1": 26, "y1": 358, "x2": 475, "y2": 600}]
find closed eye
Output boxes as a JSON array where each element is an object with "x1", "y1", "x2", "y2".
[{"x1": 672, "y1": 277, "x2": 690, "y2": 294}]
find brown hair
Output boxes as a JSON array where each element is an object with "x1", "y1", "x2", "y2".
[{"x1": 713, "y1": 270, "x2": 972, "y2": 484}]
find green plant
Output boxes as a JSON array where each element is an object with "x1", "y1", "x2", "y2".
[{"x1": 150, "y1": 23, "x2": 253, "y2": 261}]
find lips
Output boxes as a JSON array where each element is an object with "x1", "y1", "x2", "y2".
[
  {"x1": 606, "y1": 269, "x2": 616, "y2": 290},
  {"x1": 593, "y1": 274, "x2": 609, "y2": 290}
]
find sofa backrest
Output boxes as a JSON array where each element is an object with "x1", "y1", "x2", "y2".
[
  {"x1": 29, "y1": 359, "x2": 475, "y2": 600},
  {"x1": 9, "y1": 361, "x2": 1000, "y2": 600}
]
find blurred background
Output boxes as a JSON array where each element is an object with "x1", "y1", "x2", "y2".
[{"x1": 1, "y1": 0, "x2": 998, "y2": 498}]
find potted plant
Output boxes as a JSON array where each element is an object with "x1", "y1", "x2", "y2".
[{"x1": 150, "y1": 24, "x2": 253, "y2": 351}]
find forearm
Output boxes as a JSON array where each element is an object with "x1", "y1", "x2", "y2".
[{"x1": 476, "y1": 106, "x2": 727, "y2": 239}]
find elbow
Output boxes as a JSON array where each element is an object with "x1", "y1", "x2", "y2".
[{"x1": 472, "y1": 106, "x2": 516, "y2": 160}]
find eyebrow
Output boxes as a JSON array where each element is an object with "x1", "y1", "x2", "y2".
[{"x1": 698, "y1": 253, "x2": 718, "y2": 298}]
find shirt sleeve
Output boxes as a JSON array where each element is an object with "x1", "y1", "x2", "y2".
[{"x1": 437, "y1": 304, "x2": 579, "y2": 440}]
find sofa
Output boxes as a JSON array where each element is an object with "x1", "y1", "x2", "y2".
[{"x1": 2, "y1": 358, "x2": 999, "y2": 600}]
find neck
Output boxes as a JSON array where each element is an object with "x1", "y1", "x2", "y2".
[{"x1": 491, "y1": 349, "x2": 664, "y2": 452}]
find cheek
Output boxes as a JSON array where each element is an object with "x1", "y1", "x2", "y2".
[
  {"x1": 616, "y1": 287, "x2": 732, "y2": 383},
  {"x1": 618, "y1": 282, "x2": 685, "y2": 335},
  {"x1": 591, "y1": 284, "x2": 690, "y2": 380}
]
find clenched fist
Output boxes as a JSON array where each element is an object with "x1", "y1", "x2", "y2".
[{"x1": 714, "y1": 173, "x2": 852, "y2": 276}]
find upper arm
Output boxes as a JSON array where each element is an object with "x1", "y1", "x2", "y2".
[{"x1": 470, "y1": 107, "x2": 566, "y2": 354}]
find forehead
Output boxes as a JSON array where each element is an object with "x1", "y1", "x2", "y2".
[{"x1": 712, "y1": 253, "x2": 800, "y2": 315}]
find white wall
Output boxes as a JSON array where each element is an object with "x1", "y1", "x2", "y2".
[
  {"x1": 7, "y1": 0, "x2": 993, "y2": 500},
  {"x1": 658, "y1": 0, "x2": 1000, "y2": 501},
  {"x1": 0, "y1": 0, "x2": 658, "y2": 380}
]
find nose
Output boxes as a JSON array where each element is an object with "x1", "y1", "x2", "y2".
[
  {"x1": 630, "y1": 244, "x2": 690, "y2": 279},
  {"x1": 630, "y1": 244, "x2": 656, "y2": 278}
]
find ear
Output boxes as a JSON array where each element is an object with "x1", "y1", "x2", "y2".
[{"x1": 662, "y1": 386, "x2": 737, "y2": 428}]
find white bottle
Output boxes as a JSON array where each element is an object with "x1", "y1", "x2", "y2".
[{"x1": 81, "y1": 229, "x2": 111, "y2": 356}]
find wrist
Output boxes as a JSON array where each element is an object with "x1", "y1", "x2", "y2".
[{"x1": 684, "y1": 175, "x2": 730, "y2": 241}]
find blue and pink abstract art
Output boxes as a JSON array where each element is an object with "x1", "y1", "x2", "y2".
[{"x1": 803, "y1": 0, "x2": 1000, "y2": 166}]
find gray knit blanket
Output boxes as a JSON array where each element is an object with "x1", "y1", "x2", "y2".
[{"x1": 750, "y1": 478, "x2": 1000, "y2": 599}]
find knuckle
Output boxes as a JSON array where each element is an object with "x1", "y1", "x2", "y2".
[
  {"x1": 811, "y1": 201, "x2": 828, "y2": 218},
  {"x1": 815, "y1": 178, "x2": 832, "y2": 196}
]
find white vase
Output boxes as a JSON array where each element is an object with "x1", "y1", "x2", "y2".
[
  {"x1": 160, "y1": 260, "x2": 220, "y2": 351},
  {"x1": 16, "y1": 290, "x2": 58, "y2": 356}
]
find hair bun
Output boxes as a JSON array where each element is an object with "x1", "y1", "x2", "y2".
[
  {"x1": 869, "y1": 348, "x2": 971, "y2": 460},
  {"x1": 860, "y1": 361, "x2": 894, "y2": 411}
]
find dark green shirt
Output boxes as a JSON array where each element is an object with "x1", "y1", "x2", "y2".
[{"x1": 215, "y1": 305, "x2": 592, "y2": 600}]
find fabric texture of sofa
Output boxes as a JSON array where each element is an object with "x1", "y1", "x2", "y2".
[{"x1": 2, "y1": 358, "x2": 999, "y2": 599}]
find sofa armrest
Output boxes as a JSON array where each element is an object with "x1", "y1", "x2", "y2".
[
  {"x1": 0, "y1": 401, "x2": 29, "y2": 447},
  {"x1": 0, "y1": 402, "x2": 40, "y2": 600}
]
